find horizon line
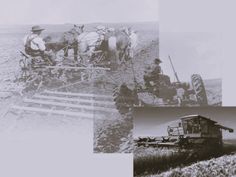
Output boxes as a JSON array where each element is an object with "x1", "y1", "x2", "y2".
[{"x1": 0, "y1": 21, "x2": 159, "y2": 26}]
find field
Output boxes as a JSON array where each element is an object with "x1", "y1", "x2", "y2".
[
  {"x1": 133, "y1": 140, "x2": 236, "y2": 177},
  {"x1": 153, "y1": 154, "x2": 236, "y2": 177},
  {"x1": 0, "y1": 22, "x2": 158, "y2": 153},
  {"x1": 0, "y1": 22, "x2": 222, "y2": 153}
]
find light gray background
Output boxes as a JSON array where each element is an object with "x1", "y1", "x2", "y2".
[
  {"x1": 0, "y1": 0, "x2": 236, "y2": 177},
  {"x1": 0, "y1": 0, "x2": 158, "y2": 24},
  {"x1": 160, "y1": 32, "x2": 222, "y2": 81},
  {"x1": 159, "y1": 0, "x2": 235, "y2": 106}
]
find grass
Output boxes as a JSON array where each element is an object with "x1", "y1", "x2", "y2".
[
  {"x1": 134, "y1": 142, "x2": 236, "y2": 177},
  {"x1": 156, "y1": 154, "x2": 236, "y2": 177},
  {"x1": 134, "y1": 149, "x2": 187, "y2": 176}
]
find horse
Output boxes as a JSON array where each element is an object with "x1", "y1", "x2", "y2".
[
  {"x1": 75, "y1": 27, "x2": 138, "y2": 67},
  {"x1": 107, "y1": 28, "x2": 138, "y2": 65},
  {"x1": 44, "y1": 25, "x2": 84, "y2": 61},
  {"x1": 77, "y1": 31, "x2": 101, "y2": 57}
]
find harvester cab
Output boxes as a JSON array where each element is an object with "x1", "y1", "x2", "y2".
[{"x1": 160, "y1": 115, "x2": 234, "y2": 148}]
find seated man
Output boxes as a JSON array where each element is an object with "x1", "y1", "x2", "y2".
[
  {"x1": 23, "y1": 25, "x2": 56, "y2": 65},
  {"x1": 143, "y1": 58, "x2": 162, "y2": 89}
]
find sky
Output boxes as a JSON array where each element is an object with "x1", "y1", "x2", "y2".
[
  {"x1": 160, "y1": 32, "x2": 222, "y2": 81},
  {"x1": 0, "y1": 0, "x2": 158, "y2": 24},
  {"x1": 134, "y1": 107, "x2": 236, "y2": 139}
]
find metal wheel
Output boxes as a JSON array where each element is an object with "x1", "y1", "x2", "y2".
[
  {"x1": 191, "y1": 74, "x2": 208, "y2": 106},
  {"x1": 113, "y1": 83, "x2": 137, "y2": 115},
  {"x1": 19, "y1": 57, "x2": 30, "y2": 81}
]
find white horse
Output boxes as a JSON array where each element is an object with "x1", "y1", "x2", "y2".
[
  {"x1": 77, "y1": 27, "x2": 138, "y2": 65},
  {"x1": 77, "y1": 31, "x2": 103, "y2": 59}
]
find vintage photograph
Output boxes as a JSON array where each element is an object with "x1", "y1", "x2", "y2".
[
  {"x1": 133, "y1": 107, "x2": 236, "y2": 177},
  {"x1": 0, "y1": 0, "x2": 158, "y2": 135},
  {"x1": 137, "y1": 31, "x2": 222, "y2": 107}
]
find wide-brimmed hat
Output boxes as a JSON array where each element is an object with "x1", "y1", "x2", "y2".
[
  {"x1": 31, "y1": 25, "x2": 45, "y2": 32},
  {"x1": 154, "y1": 58, "x2": 162, "y2": 63}
]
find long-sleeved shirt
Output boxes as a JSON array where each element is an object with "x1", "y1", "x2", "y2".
[{"x1": 23, "y1": 33, "x2": 46, "y2": 51}]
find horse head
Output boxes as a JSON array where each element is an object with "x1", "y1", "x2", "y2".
[{"x1": 71, "y1": 24, "x2": 84, "y2": 35}]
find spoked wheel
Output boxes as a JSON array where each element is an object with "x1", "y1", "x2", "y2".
[
  {"x1": 19, "y1": 57, "x2": 31, "y2": 81},
  {"x1": 191, "y1": 74, "x2": 208, "y2": 106}
]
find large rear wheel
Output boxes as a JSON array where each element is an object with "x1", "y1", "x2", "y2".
[
  {"x1": 191, "y1": 74, "x2": 208, "y2": 106},
  {"x1": 113, "y1": 84, "x2": 137, "y2": 115}
]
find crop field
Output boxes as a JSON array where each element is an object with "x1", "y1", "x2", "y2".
[
  {"x1": 154, "y1": 154, "x2": 236, "y2": 177},
  {"x1": 133, "y1": 139, "x2": 236, "y2": 177}
]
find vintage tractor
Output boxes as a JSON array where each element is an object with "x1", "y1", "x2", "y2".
[
  {"x1": 113, "y1": 56, "x2": 209, "y2": 114},
  {"x1": 158, "y1": 115, "x2": 234, "y2": 149}
]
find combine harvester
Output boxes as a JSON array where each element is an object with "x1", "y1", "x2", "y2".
[
  {"x1": 158, "y1": 115, "x2": 234, "y2": 148},
  {"x1": 136, "y1": 115, "x2": 233, "y2": 148},
  {"x1": 135, "y1": 115, "x2": 234, "y2": 159}
]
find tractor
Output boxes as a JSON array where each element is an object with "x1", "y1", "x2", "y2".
[{"x1": 113, "y1": 56, "x2": 209, "y2": 114}]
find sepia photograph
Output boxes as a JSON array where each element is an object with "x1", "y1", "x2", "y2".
[{"x1": 133, "y1": 107, "x2": 236, "y2": 177}]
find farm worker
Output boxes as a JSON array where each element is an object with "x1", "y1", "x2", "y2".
[
  {"x1": 96, "y1": 25, "x2": 106, "y2": 41},
  {"x1": 23, "y1": 25, "x2": 56, "y2": 65},
  {"x1": 143, "y1": 58, "x2": 162, "y2": 89},
  {"x1": 127, "y1": 27, "x2": 138, "y2": 58}
]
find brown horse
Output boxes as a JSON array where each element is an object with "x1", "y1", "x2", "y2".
[{"x1": 44, "y1": 25, "x2": 84, "y2": 61}]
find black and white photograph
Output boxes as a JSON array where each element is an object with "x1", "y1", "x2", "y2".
[
  {"x1": 0, "y1": 0, "x2": 157, "y2": 135},
  {"x1": 158, "y1": 32, "x2": 222, "y2": 107},
  {"x1": 133, "y1": 32, "x2": 222, "y2": 107},
  {"x1": 133, "y1": 107, "x2": 236, "y2": 177}
]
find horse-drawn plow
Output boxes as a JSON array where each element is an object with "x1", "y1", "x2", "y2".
[
  {"x1": 18, "y1": 49, "x2": 111, "y2": 91},
  {"x1": 3, "y1": 45, "x2": 122, "y2": 121}
]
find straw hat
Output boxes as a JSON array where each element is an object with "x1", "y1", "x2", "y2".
[{"x1": 31, "y1": 25, "x2": 45, "y2": 32}]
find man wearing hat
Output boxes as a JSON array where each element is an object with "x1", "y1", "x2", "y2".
[
  {"x1": 143, "y1": 58, "x2": 163, "y2": 89},
  {"x1": 23, "y1": 25, "x2": 55, "y2": 65}
]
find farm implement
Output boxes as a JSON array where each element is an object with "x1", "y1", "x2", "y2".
[{"x1": 18, "y1": 50, "x2": 111, "y2": 91}]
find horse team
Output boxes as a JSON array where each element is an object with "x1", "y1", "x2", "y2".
[{"x1": 41, "y1": 24, "x2": 138, "y2": 66}]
